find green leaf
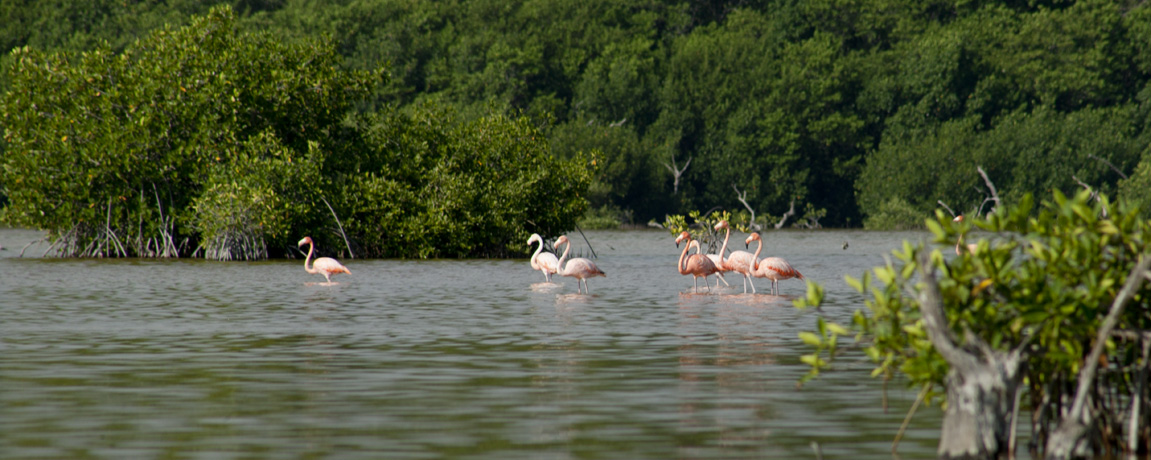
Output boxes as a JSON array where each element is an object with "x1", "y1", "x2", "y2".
[{"x1": 799, "y1": 332, "x2": 824, "y2": 348}]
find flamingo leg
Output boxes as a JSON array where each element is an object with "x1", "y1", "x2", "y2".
[
  {"x1": 704, "y1": 276, "x2": 711, "y2": 292},
  {"x1": 693, "y1": 277, "x2": 699, "y2": 292},
  {"x1": 747, "y1": 274, "x2": 757, "y2": 294}
]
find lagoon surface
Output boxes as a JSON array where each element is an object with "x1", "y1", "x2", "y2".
[{"x1": 1, "y1": 228, "x2": 947, "y2": 459}]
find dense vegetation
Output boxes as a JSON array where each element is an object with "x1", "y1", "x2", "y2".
[
  {"x1": 798, "y1": 191, "x2": 1151, "y2": 457},
  {"x1": 3, "y1": 0, "x2": 1151, "y2": 254},
  {"x1": 1, "y1": 7, "x2": 589, "y2": 259}
]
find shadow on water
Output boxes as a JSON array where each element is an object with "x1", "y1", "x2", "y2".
[{"x1": 0, "y1": 227, "x2": 958, "y2": 459}]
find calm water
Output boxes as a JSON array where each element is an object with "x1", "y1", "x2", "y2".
[{"x1": 1, "y1": 228, "x2": 948, "y2": 459}]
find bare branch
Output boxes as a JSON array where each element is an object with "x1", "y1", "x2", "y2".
[
  {"x1": 893, "y1": 384, "x2": 929, "y2": 455},
  {"x1": 608, "y1": 117, "x2": 628, "y2": 128},
  {"x1": 775, "y1": 198, "x2": 797, "y2": 230},
  {"x1": 1071, "y1": 175, "x2": 1106, "y2": 218},
  {"x1": 1129, "y1": 339, "x2": 1151, "y2": 455},
  {"x1": 937, "y1": 200, "x2": 956, "y2": 217},
  {"x1": 916, "y1": 251, "x2": 981, "y2": 374},
  {"x1": 731, "y1": 184, "x2": 760, "y2": 231},
  {"x1": 976, "y1": 166, "x2": 1000, "y2": 217},
  {"x1": 1088, "y1": 153, "x2": 1128, "y2": 180},
  {"x1": 1069, "y1": 255, "x2": 1151, "y2": 421},
  {"x1": 320, "y1": 196, "x2": 354, "y2": 259},
  {"x1": 663, "y1": 155, "x2": 691, "y2": 194},
  {"x1": 1048, "y1": 254, "x2": 1151, "y2": 457}
]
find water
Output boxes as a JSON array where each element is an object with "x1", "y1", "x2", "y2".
[{"x1": 1, "y1": 228, "x2": 948, "y2": 459}]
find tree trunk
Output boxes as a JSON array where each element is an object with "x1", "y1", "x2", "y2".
[
  {"x1": 917, "y1": 253, "x2": 1026, "y2": 459},
  {"x1": 937, "y1": 357, "x2": 1024, "y2": 459},
  {"x1": 1045, "y1": 256, "x2": 1151, "y2": 459}
]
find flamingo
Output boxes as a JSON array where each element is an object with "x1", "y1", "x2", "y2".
[
  {"x1": 690, "y1": 240, "x2": 730, "y2": 289},
  {"x1": 675, "y1": 231, "x2": 719, "y2": 292},
  {"x1": 952, "y1": 215, "x2": 978, "y2": 255},
  {"x1": 714, "y1": 220, "x2": 758, "y2": 293},
  {"x1": 745, "y1": 232, "x2": 805, "y2": 295},
  {"x1": 692, "y1": 241, "x2": 731, "y2": 289},
  {"x1": 527, "y1": 233, "x2": 560, "y2": 282},
  {"x1": 554, "y1": 235, "x2": 606, "y2": 294},
  {"x1": 298, "y1": 236, "x2": 351, "y2": 284}
]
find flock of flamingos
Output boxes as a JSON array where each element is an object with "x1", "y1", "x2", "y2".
[{"x1": 295, "y1": 220, "x2": 806, "y2": 295}]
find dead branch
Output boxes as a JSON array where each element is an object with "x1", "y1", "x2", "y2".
[
  {"x1": 977, "y1": 166, "x2": 1000, "y2": 217},
  {"x1": 663, "y1": 155, "x2": 691, "y2": 194},
  {"x1": 20, "y1": 238, "x2": 45, "y2": 257},
  {"x1": 1088, "y1": 153, "x2": 1128, "y2": 180},
  {"x1": 574, "y1": 224, "x2": 598, "y2": 259},
  {"x1": 1072, "y1": 175, "x2": 1107, "y2": 218},
  {"x1": 1047, "y1": 254, "x2": 1151, "y2": 458},
  {"x1": 1129, "y1": 339, "x2": 1151, "y2": 455},
  {"x1": 320, "y1": 196, "x2": 354, "y2": 259},
  {"x1": 775, "y1": 199, "x2": 797, "y2": 230},
  {"x1": 893, "y1": 384, "x2": 929, "y2": 455},
  {"x1": 732, "y1": 184, "x2": 760, "y2": 231},
  {"x1": 938, "y1": 200, "x2": 957, "y2": 217}
]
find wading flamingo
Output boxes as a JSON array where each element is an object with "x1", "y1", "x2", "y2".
[
  {"x1": 693, "y1": 241, "x2": 731, "y2": 289},
  {"x1": 298, "y1": 236, "x2": 351, "y2": 284},
  {"x1": 555, "y1": 235, "x2": 606, "y2": 294},
  {"x1": 527, "y1": 233, "x2": 559, "y2": 282},
  {"x1": 714, "y1": 220, "x2": 758, "y2": 293},
  {"x1": 675, "y1": 231, "x2": 718, "y2": 292},
  {"x1": 952, "y1": 215, "x2": 978, "y2": 255},
  {"x1": 690, "y1": 240, "x2": 729, "y2": 289},
  {"x1": 745, "y1": 232, "x2": 805, "y2": 295}
]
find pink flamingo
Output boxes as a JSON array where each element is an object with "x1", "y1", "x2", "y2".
[
  {"x1": 952, "y1": 215, "x2": 978, "y2": 255},
  {"x1": 693, "y1": 240, "x2": 731, "y2": 289},
  {"x1": 675, "y1": 231, "x2": 719, "y2": 292},
  {"x1": 527, "y1": 233, "x2": 560, "y2": 282},
  {"x1": 714, "y1": 220, "x2": 758, "y2": 293},
  {"x1": 298, "y1": 236, "x2": 351, "y2": 284},
  {"x1": 745, "y1": 232, "x2": 805, "y2": 295},
  {"x1": 554, "y1": 235, "x2": 606, "y2": 294}
]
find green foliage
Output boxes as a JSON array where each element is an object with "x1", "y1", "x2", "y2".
[
  {"x1": 548, "y1": 118, "x2": 668, "y2": 216},
  {"x1": 2, "y1": 6, "x2": 589, "y2": 259},
  {"x1": 662, "y1": 209, "x2": 744, "y2": 254},
  {"x1": 863, "y1": 197, "x2": 927, "y2": 230},
  {"x1": 193, "y1": 131, "x2": 322, "y2": 260},
  {"x1": 334, "y1": 107, "x2": 591, "y2": 258},
  {"x1": 799, "y1": 191, "x2": 1151, "y2": 416},
  {"x1": 578, "y1": 205, "x2": 623, "y2": 230},
  {"x1": 4, "y1": 0, "x2": 1151, "y2": 229},
  {"x1": 1, "y1": 6, "x2": 378, "y2": 258},
  {"x1": 1119, "y1": 149, "x2": 1151, "y2": 214},
  {"x1": 858, "y1": 106, "x2": 1143, "y2": 220}
]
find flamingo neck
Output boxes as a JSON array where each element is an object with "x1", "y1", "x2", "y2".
[
  {"x1": 718, "y1": 226, "x2": 731, "y2": 265},
  {"x1": 530, "y1": 239, "x2": 543, "y2": 267},
  {"x1": 556, "y1": 240, "x2": 572, "y2": 274},
  {"x1": 751, "y1": 238, "x2": 763, "y2": 271},
  {"x1": 304, "y1": 242, "x2": 317, "y2": 274},
  {"x1": 678, "y1": 239, "x2": 692, "y2": 275}
]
